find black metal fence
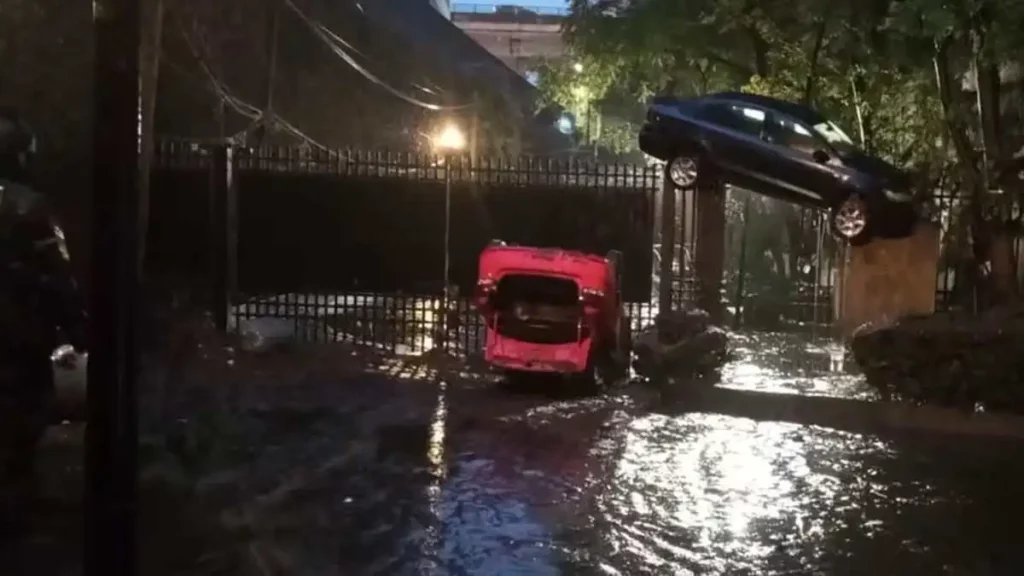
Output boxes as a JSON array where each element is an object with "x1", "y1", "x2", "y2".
[
  {"x1": 931, "y1": 187, "x2": 1024, "y2": 311},
  {"x1": 151, "y1": 140, "x2": 1024, "y2": 345},
  {"x1": 148, "y1": 141, "x2": 662, "y2": 353},
  {"x1": 721, "y1": 189, "x2": 837, "y2": 331},
  {"x1": 227, "y1": 292, "x2": 659, "y2": 355},
  {"x1": 232, "y1": 147, "x2": 657, "y2": 300}
]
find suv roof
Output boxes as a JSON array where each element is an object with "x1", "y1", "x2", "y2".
[{"x1": 703, "y1": 92, "x2": 826, "y2": 126}]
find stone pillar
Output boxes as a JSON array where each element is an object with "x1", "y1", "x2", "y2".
[
  {"x1": 837, "y1": 223, "x2": 940, "y2": 337},
  {"x1": 694, "y1": 181, "x2": 726, "y2": 322},
  {"x1": 658, "y1": 177, "x2": 676, "y2": 313}
]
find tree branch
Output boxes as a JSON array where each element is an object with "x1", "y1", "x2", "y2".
[
  {"x1": 801, "y1": 17, "x2": 829, "y2": 104},
  {"x1": 703, "y1": 49, "x2": 754, "y2": 77}
]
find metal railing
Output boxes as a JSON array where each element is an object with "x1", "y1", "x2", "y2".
[{"x1": 451, "y1": 3, "x2": 569, "y2": 16}]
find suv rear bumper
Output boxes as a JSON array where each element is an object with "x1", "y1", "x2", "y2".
[{"x1": 638, "y1": 123, "x2": 671, "y2": 161}]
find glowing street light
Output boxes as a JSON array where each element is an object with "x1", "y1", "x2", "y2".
[
  {"x1": 432, "y1": 122, "x2": 465, "y2": 353},
  {"x1": 556, "y1": 114, "x2": 574, "y2": 135},
  {"x1": 433, "y1": 123, "x2": 466, "y2": 151},
  {"x1": 573, "y1": 61, "x2": 584, "y2": 73}
]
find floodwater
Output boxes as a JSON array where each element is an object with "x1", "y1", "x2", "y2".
[
  {"x1": 27, "y1": 329, "x2": 1024, "y2": 575},
  {"x1": 328, "y1": 332, "x2": 1024, "y2": 576}
]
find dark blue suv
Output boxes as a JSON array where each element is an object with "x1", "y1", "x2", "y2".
[{"x1": 639, "y1": 92, "x2": 920, "y2": 244}]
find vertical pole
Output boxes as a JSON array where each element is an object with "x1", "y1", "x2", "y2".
[
  {"x1": 86, "y1": 0, "x2": 140, "y2": 574},
  {"x1": 732, "y1": 194, "x2": 751, "y2": 329},
  {"x1": 210, "y1": 145, "x2": 229, "y2": 331},
  {"x1": 442, "y1": 159, "x2": 452, "y2": 352},
  {"x1": 470, "y1": 94, "x2": 480, "y2": 168},
  {"x1": 226, "y1": 147, "x2": 238, "y2": 313},
  {"x1": 812, "y1": 212, "x2": 825, "y2": 333},
  {"x1": 657, "y1": 175, "x2": 675, "y2": 313}
]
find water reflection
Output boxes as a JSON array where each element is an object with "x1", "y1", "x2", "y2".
[
  {"x1": 723, "y1": 333, "x2": 872, "y2": 400},
  {"x1": 149, "y1": 321, "x2": 1024, "y2": 574},
  {"x1": 422, "y1": 332, "x2": 1024, "y2": 575}
]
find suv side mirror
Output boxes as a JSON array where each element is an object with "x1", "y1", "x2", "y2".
[{"x1": 812, "y1": 149, "x2": 830, "y2": 164}]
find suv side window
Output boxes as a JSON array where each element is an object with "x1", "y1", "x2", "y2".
[
  {"x1": 702, "y1": 103, "x2": 766, "y2": 137},
  {"x1": 765, "y1": 115, "x2": 821, "y2": 155}
]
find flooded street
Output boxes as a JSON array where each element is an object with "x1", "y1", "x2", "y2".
[
  {"x1": 28, "y1": 332, "x2": 1024, "y2": 575},
  {"x1": 320, "y1": 332, "x2": 1024, "y2": 575}
]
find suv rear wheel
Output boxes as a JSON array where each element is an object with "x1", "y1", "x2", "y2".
[
  {"x1": 831, "y1": 194, "x2": 872, "y2": 245},
  {"x1": 666, "y1": 154, "x2": 700, "y2": 190}
]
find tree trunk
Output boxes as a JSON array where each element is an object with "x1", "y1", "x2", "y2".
[
  {"x1": 972, "y1": 8, "x2": 1001, "y2": 187},
  {"x1": 849, "y1": 75, "x2": 867, "y2": 147},
  {"x1": 972, "y1": 24, "x2": 1016, "y2": 304},
  {"x1": 137, "y1": 0, "x2": 164, "y2": 277},
  {"x1": 801, "y1": 17, "x2": 829, "y2": 105}
]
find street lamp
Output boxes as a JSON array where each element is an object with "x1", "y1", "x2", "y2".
[
  {"x1": 434, "y1": 123, "x2": 466, "y2": 151},
  {"x1": 433, "y1": 122, "x2": 465, "y2": 352},
  {"x1": 573, "y1": 61, "x2": 584, "y2": 73}
]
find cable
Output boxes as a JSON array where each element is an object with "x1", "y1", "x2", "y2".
[
  {"x1": 280, "y1": 0, "x2": 471, "y2": 111},
  {"x1": 175, "y1": 21, "x2": 260, "y2": 120},
  {"x1": 315, "y1": 19, "x2": 368, "y2": 60},
  {"x1": 174, "y1": 14, "x2": 341, "y2": 154}
]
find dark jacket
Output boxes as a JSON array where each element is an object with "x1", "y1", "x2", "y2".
[{"x1": 0, "y1": 179, "x2": 86, "y2": 356}]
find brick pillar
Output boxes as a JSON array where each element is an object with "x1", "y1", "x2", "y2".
[
  {"x1": 838, "y1": 223, "x2": 940, "y2": 337},
  {"x1": 694, "y1": 180, "x2": 726, "y2": 322}
]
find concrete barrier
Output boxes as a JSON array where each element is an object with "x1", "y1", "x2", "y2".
[
  {"x1": 664, "y1": 386, "x2": 1024, "y2": 441},
  {"x1": 835, "y1": 223, "x2": 940, "y2": 338}
]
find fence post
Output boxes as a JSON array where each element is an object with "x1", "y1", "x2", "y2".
[
  {"x1": 695, "y1": 179, "x2": 726, "y2": 323},
  {"x1": 226, "y1": 146, "x2": 238, "y2": 319},
  {"x1": 210, "y1": 144, "x2": 231, "y2": 331},
  {"x1": 658, "y1": 175, "x2": 676, "y2": 313}
]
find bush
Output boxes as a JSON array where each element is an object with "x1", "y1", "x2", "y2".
[{"x1": 850, "y1": 307, "x2": 1024, "y2": 414}]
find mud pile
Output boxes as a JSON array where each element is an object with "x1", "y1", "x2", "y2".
[{"x1": 850, "y1": 307, "x2": 1024, "y2": 414}]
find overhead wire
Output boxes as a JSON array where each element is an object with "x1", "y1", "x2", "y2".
[
  {"x1": 280, "y1": 0, "x2": 472, "y2": 111},
  {"x1": 171, "y1": 0, "x2": 474, "y2": 152},
  {"x1": 174, "y1": 13, "x2": 341, "y2": 155}
]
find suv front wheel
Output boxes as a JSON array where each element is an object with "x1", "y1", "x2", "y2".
[
  {"x1": 666, "y1": 154, "x2": 700, "y2": 190},
  {"x1": 830, "y1": 194, "x2": 872, "y2": 245}
]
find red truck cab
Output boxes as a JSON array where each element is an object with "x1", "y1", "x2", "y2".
[{"x1": 473, "y1": 242, "x2": 631, "y2": 391}]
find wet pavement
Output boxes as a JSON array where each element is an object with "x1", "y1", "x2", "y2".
[
  {"x1": 240, "y1": 331, "x2": 1024, "y2": 575},
  {"x1": 25, "y1": 331, "x2": 1024, "y2": 575}
]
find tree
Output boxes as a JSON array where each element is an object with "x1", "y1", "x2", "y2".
[{"x1": 547, "y1": 0, "x2": 1024, "y2": 308}]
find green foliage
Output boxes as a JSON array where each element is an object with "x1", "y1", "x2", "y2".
[
  {"x1": 551, "y1": 0, "x2": 1024, "y2": 313},
  {"x1": 548, "y1": 0, "x2": 996, "y2": 180}
]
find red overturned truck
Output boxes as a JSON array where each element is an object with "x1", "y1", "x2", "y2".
[{"x1": 471, "y1": 241, "x2": 632, "y2": 392}]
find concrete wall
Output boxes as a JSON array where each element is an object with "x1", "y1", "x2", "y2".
[{"x1": 452, "y1": 9, "x2": 566, "y2": 76}]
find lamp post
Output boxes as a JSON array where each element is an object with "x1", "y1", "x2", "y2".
[{"x1": 433, "y1": 123, "x2": 465, "y2": 352}]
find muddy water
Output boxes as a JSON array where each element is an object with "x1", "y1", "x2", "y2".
[{"x1": 340, "y1": 332, "x2": 1024, "y2": 575}]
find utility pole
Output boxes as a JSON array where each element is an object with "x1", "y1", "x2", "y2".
[
  {"x1": 255, "y1": 0, "x2": 281, "y2": 146},
  {"x1": 86, "y1": 0, "x2": 141, "y2": 574}
]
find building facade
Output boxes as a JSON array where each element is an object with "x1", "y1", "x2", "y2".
[{"x1": 451, "y1": 4, "x2": 566, "y2": 78}]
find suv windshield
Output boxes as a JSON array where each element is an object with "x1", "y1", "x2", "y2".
[{"x1": 812, "y1": 120, "x2": 858, "y2": 155}]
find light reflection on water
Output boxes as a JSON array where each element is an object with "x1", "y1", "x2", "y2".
[
  {"x1": 723, "y1": 332, "x2": 873, "y2": 400},
  {"x1": 591, "y1": 414, "x2": 867, "y2": 574},
  {"x1": 216, "y1": 324, "x2": 1024, "y2": 574},
  {"x1": 417, "y1": 332, "x2": 1024, "y2": 575}
]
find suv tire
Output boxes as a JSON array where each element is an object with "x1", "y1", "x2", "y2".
[
  {"x1": 831, "y1": 194, "x2": 872, "y2": 246},
  {"x1": 666, "y1": 153, "x2": 700, "y2": 190}
]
